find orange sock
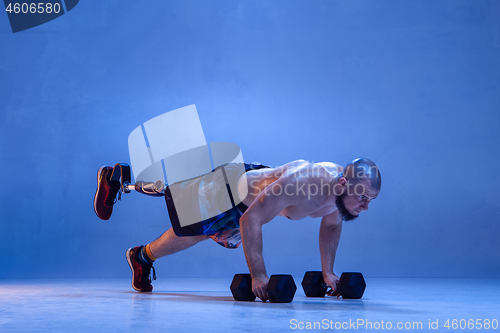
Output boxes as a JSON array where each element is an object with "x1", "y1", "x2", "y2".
[{"x1": 144, "y1": 243, "x2": 157, "y2": 262}]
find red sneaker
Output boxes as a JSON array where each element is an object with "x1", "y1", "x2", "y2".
[
  {"x1": 126, "y1": 246, "x2": 156, "y2": 292},
  {"x1": 93, "y1": 166, "x2": 121, "y2": 220}
]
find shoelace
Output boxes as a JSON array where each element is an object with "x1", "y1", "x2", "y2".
[
  {"x1": 141, "y1": 263, "x2": 156, "y2": 284},
  {"x1": 104, "y1": 183, "x2": 121, "y2": 206}
]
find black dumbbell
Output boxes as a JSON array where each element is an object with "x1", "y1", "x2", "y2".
[
  {"x1": 230, "y1": 274, "x2": 297, "y2": 303},
  {"x1": 301, "y1": 271, "x2": 366, "y2": 299}
]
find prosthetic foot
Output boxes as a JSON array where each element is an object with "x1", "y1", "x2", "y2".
[
  {"x1": 94, "y1": 163, "x2": 166, "y2": 220},
  {"x1": 93, "y1": 163, "x2": 133, "y2": 220}
]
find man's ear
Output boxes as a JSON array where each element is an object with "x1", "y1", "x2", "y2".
[{"x1": 338, "y1": 177, "x2": 347, "y2": 187}]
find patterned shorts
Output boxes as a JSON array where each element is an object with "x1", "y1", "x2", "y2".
[{"x1": 165, "y1": 162, "x2": 270, "y2": 249}]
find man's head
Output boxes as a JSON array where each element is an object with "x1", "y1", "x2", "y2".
[{"x1": 335, "y1": 158, "x2": 381, "y2": 221}]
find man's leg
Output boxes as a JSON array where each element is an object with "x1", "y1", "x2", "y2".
[
  {"x1": 148, "y1": 228, "x2": 209, "y2": 259},
  {"x1": 127, "y1": 228, "x2": 208, "y2": 292}
]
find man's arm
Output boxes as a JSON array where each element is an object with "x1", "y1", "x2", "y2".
[
  {"x1": 319, "y1": 210, "x2": 343, "y2": 295},
  {"x1": 239, "y1": 176, "x2": 300, "y2": 300}
]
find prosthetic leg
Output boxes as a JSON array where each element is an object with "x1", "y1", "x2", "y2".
[{"x1": 126, "y1": 180, "x2": 166, "y2": 197}]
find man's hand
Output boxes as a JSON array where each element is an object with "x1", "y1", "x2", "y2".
[
  {"x1": 252, "y1": 276, "x2": 270, "y2": 301},
  {"x1": 323, "y1": 272, "x2": 340, "y2": 296}
]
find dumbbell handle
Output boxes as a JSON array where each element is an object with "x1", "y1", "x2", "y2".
[{"x1": 231, "y1": 274, "x2": 296, "y2": 303}]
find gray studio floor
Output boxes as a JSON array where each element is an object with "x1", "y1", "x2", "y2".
[{"x1": 0, "y1": 278, "x2": 498, "y2": 332}]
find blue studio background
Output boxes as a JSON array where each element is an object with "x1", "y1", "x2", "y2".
[{"x1": 1, "y1": 0, "x2": 499, "y2": 279}]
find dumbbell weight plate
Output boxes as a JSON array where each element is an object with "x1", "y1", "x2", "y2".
[
  {"x1": 267, "y1": 274, "x2": 297, "y2": 303},
  {"x1": 301, "y1": 271, "x2": 327, "y2": 297},
  {"x1": 338, "y1": 272, "x2": 366, "y2": 299}
]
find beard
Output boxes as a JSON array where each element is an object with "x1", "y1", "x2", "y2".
[{"x1": 336, "y1": 194, "x2": 359, "y2": 222}]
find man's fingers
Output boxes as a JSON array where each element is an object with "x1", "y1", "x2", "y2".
[
  {"x1": 253, "y1": 288, "x2": 261, "y2": 300},
  {"x1": 329, "y1": 290, "x2": 340, "y2": 297},
  {"x1": 255, "y1": 288, "x2": 268, "y2": 301},
  {"x1": 325, "y1": 285, "x2": 340, "y2": 297},
  {"x1": 251, "y1": 278, "x2": 270, "y2": 301}
]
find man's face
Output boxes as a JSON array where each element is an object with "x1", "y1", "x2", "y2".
[{"x1": 336, "y1": 180, "x2": 379, "y2": 221}]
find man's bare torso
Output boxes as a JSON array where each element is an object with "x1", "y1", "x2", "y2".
[{"x1": 237, "y1": 160, "x2": 343, "y2": 220}]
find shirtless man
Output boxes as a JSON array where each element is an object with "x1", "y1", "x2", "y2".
[{"x1": 93, "y1": 158, "x2": 381, "y2": 300}]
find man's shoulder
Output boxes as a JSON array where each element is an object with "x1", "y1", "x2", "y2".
[
  {"x1": 287, "y1": 160, "x2": 342, "y2": 177},
  {"x1": 315, "y1": 161, "x2": 342, "y2": 177},
  {"x1": 276, "y1": 160, "x2": 334, "y2": 182},
  {"x1": 274, "y1": 160, "x2": 342, "y2": 181},
  {"x1": 280, "y1": 160, "x2": 315, "y2": 175}
]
